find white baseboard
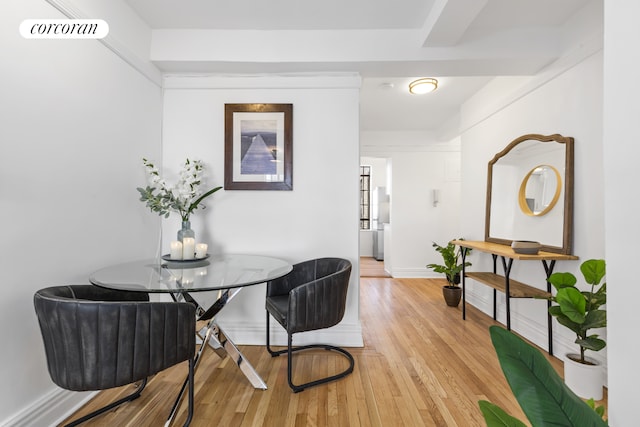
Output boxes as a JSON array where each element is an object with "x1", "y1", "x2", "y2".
[
  {"x1": 1, "y1": 386, "x2": 95, "y2": 427},
  {"x1": 389, "y1": 268, "x2": 433, "y2": 278}
]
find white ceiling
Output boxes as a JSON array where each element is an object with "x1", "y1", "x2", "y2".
[{"x1": 124, "y1": 0, "x2": 593, "y2": 134}]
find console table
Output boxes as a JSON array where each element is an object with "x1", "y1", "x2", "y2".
[{"x1": 452, "y1": 240, "x2": 578, "y2": 355}]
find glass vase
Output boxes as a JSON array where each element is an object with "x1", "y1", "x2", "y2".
[{"x1": 177, "y1": 220, "x2": 195, "y2": 242}]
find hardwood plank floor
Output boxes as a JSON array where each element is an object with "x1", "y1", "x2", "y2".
[
  {"x1": 359, "y1": 256, "x2": 391, "y2": 277},
  {"x1": 61, "y1": 276, "x2": 604, "y2": 426}
]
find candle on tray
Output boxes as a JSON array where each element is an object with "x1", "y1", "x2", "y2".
[
  {"x1": 181, "y1": 268, "x2": 195, "y2": 285},
  {"x1": 170, "y1": 241, "x2": 183, "y2": 260},
  {"x1": 182, "y1": 237, "x2": 195, "y2": 260},
  {"x1": 195, "y1": 243, "x2": 208, "y2": 259}
]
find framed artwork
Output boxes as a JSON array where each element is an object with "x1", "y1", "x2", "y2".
[{"x1": 224, "y1": 103, "x2": 293, "y2": 190}]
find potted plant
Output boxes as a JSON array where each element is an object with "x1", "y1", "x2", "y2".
[
  {"x1": 547, "y1": 259, "x2": 606, "y2": 400},
  {"x1": 479, "y1": 326, "x2": 607, "y2": 427},
  {"x1": 427, "y1": 239, "x2": 471, "y2": 307}
]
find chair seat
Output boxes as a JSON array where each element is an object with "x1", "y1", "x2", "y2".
[{"x1": 265, "y1": 295, "x2": 289, "y2": 328}]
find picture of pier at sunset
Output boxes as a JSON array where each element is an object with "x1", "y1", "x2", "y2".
[{"x1": 240, "y1": 119, "x2": 279, "y2": 175}]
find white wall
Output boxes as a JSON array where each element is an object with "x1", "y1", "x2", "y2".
[
  {"x1": 459, "y1": 47, "x2": 605, "y2": 363},
  {"x1": 160, "y1": 74, "x2": 363, "y2": 347},
  {"x1": 0, "y1": 1, "x2": 162, "y2": 425},
  {"x1": 603, "y1": 1, "x2": 640, "y2": 424},
  {"x1": 362, "y1": 133, "x2": 462, "y2": 277}
]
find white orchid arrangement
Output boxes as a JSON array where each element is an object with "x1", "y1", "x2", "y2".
[{"x1": 137, "y1": 158, "x2": 222, "y2": 222}]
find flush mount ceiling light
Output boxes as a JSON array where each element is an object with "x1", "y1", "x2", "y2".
[{"x1": 409, "y1": 78, "x2": 438, "y2": 94}]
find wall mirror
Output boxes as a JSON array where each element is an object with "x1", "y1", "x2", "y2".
[
  {"x1": 518, "y1": 164, "x2": 562, "y2": 216},
  {"x1": 485, "y1": 134, "x2": 574, "y2": 254}
]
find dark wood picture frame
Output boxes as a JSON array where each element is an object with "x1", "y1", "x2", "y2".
[{"x1": 224, "y1": 103, "x2": 293, "y2": 190}]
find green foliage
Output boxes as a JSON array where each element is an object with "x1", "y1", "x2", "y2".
[
  {"x1": 586, "y1": 398, "x2": 607, "y2": 419},
  {"x1": 548, "y1": 259, "x2": 607, "y2": 363},
  {"x1": 137, "y1": 185, "x2": 222, "y2": 220},
  {"x1": 137, "y1": 185, "x2": 172, "y2": 218},
  {"x1": 479, "y1": 326, "x2": 608, "y2": 427},
  {"x1": 478, "y1": 401, "x2": 528, "y2": 427},
  {"x1": 426, "y1": 239, "x2": 471, "y2": 286},
  {"x1": 137, "y1": 158, "x2": 222, "y2": 221}
]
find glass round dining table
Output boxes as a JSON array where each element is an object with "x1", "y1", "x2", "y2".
[
  {"x1": 89, "y1": 253, "x2": 292, "y2": 293},
  {"x1": 89, "y1": 253, "x2": 292, "y2": 426}
]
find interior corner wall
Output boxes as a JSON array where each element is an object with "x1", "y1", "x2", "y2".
[
  {"x1": 459, "y1": 51, "x2": 605, "y2": 361},
  {"x1": 160, "y1": 75, "x2": 363, "y2": 347},
  {"x1": 0, "y1": 1, "x2": 162, "y2": 425}
]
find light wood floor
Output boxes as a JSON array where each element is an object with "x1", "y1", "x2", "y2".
[
  {"x1": 359, "y1": 256, "x2": 391, "y2": 277},
  {"x1": 62, "y1": 272, "x2": 603, "y2": 426}
]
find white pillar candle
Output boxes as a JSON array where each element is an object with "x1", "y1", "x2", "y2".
[
  {"x1": 182, "y1": 237, "x2": 195, "y2": 260},
  {"x1": 170, "y1": 241, "x2": 183, "y2": 260},
  {"x1": 181, "y1": 268, "x2": 195, "y2": 285},
  {"x1": 195, "y1": 243, "x2": 208, "y2": 259}
]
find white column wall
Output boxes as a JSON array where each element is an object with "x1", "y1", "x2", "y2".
[
  {"x1": 0, "y1": 1, "x2": 162, "y2": 425},
  {"x1": 160, "y1": 74, "x2": 363, "y2": 347},
  {"x1": 603, "y1": 0, "x2": 640, "y2": 424}
]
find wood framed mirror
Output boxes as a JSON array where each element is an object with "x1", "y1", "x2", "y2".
[{"x1": 485, "y1": 133, "x2": 574, "y2": 254}]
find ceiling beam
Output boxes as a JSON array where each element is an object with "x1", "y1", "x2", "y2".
[
  {"x1": 420, "y1": 0, "x2": 488, "y2": 47},
  {"x1": 150, "y1": 27, "x2": 562, "y2": 76}
]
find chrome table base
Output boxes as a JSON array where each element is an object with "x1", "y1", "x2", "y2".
[{"x1": 166, "y1": 287, "x2": 267, "y2": 426}]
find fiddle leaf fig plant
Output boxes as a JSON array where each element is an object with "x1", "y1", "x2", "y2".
[
  {"x1": 426, "y1": 239, "x2": 471, "y2": 286},
  {"x1": 548, "y1": 259, "x2": 607, "y2": 364}
]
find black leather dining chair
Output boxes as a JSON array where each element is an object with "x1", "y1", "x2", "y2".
[
  {"x1": 33, "y1": 285, "x2": 196, "y2": 426},
  {"x1": 265, "y1": 257, "x2": 355, "y2": 392}
]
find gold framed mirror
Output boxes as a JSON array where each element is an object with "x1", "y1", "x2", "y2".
[
  {"x1": 518, "y1": 164, "x2": 562, "y2": 216},
  {"x1": 485, "y1": 134, "x2": 574, "y2": 254}
]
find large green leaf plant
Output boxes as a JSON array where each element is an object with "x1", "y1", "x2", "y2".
[
  {"x1": 547, "y1": 259, "x2": 607, "y2": 363},
  {"x1": 479, "y1": 326, "x2": 607, "y2": 427}
]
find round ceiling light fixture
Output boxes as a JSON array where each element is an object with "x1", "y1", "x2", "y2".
[{"x1": 409, "y1": 78, "x2": 438, "y2": 94}]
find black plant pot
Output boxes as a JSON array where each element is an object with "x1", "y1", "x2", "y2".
[{"x1": 442, "y1": 285, "x2": 462, "y2": 307}]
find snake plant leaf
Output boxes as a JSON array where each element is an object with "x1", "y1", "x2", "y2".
[
  {"x1": 489, "y1": 326, "x2": 607, "y2": 427},
  {"x1": 478, "y1": 401, "x2": 528, "y2": 427}
]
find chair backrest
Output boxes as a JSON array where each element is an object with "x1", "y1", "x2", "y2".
[
  {"x1": 34, "y1": 285, "x2": 195, "y2": 391},
  {"x1": 310, "y1": 258, "x2": 352, "y2": 281},
  {"x1": 281, "y1": 258, "x2": 352, "y2": 334}
]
